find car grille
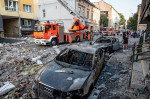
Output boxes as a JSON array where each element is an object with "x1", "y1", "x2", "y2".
[
  {"x1": 38, "y1": 83, "x2": 54, "y2": 99},
  {"x1": 38, "y1": 83, "x2": 68, "y2": 99}
]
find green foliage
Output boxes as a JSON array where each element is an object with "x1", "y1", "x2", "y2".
[
  {"x1": 100, "y1": 15, "x2": 108, "y2": 27},
  {"x1": 127, "y1": 12, "x2": 138, "y2": 30},
  {"x1": 119, "y1": 13, "x2": 126, "y2": 25}
]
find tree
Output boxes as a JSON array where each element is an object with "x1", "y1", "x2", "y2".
[
  {"x1": 119, "y1": 13, "x2": 126, "y2": 25},
  {"x1": 127, "y1": 12, "x2": 138, "y2": 30},
  {"x1": 100, "y1": 15, "x2": 108, "y2": 27}
]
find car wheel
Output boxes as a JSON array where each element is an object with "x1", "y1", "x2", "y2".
[
  {"x1": 76, "y1": 35, "x2": 80, "y2": 42},
  {"x1": 51, "y1": 38, "x2": 57, "y2": 46}
]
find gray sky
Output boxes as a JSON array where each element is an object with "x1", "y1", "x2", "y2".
[{"x1": 90, "y1": 0, "x2": 141, "y2": 20}]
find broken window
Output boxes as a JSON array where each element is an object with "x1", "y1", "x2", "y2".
[
  {"x1": 94, "y1": 50, "x2": 102, "y2": 67},
  {"x1": 56, "y1": 49, "x2": 93, "y2": 69},
  {"x1": 96, "y1": 37, "x2": 111, "y2": 43}
]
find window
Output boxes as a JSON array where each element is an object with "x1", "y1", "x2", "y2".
[
  {"x1": 56, "y1": 49, "x2": 93, "y2": 70},
  {"x1": 53, "y1": 25, "x2": 56, "y2": 30},
  {"x1": 34, "y1": 25, "x2": 44, "y2": 32},
  {"x1": 22, "y1": 20, "x2": 31, "y2": 26},
  {"x1": 82, "y1": 9, "x2": 85, "y2": 17},
  {"x1": 79, "y1": 7, "x2": 81, "y2": 15},
  {"x1": 45, "y1": 25, "x2": 51, "y2": 33},
  {"x1": 101, "y1": 11, "x2": 108, "y2": 17},
  {"x1": 23, "y1": 4, "x2": 32, "y2": 12},
  {"x1": 91, "y1": 13, "x2": 93, "y2": 20},
  {"x1": 87, "y1": 10, "x2": 89, "y2": 19},
  {"x1": 43, "y1": 10, "x2": 46, "y2": 17},
  {"x1": 5, "y1": 0, "x2": 18, "y2": 11}
]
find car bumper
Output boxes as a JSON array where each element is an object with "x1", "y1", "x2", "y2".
[{"x1": 35, "y1": 39, "x2": 47, "y2": 45}]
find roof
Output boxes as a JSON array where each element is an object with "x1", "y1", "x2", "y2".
[
  {"x1": 94, "y1": 0, "x2": 120, "y2": 15},
  {"x1": 84, "y1": 0, "x2": 96, "y2": 7},
  {"x1": 68, "y1": 45, "x2": 97, "y2": 54}
]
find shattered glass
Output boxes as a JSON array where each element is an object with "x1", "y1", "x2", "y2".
[{"x1": 56, "y1": 49, "x2": 93, "y2": 70}]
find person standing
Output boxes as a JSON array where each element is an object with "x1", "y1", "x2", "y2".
[
  {"x1": 90, "y1": 31, "x2": 94, "y2": 41},
  {"x1": 123, "y1": 31, "x2": 129, "y2": 50}
]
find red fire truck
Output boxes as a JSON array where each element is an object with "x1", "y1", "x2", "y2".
[
  {"x1": 102, "y1": 27, "x2": 114, "y2": 36},
  {"x1": 33, "y1": 17, "x2": 90, "y2": 46}
]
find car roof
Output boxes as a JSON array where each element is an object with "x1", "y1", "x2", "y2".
[
  {"x1": 98, "y1": 36, "x2": 118, "y2": 39},
  {"x1": 68, "y1": 45, "x2": 98, "y2": 54}
]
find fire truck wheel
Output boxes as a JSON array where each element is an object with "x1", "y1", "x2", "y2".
[
  {"x1": 51, "y1": 39, "x2": 57, "y2": 46},
  {"x1": 75, "y1": 36, "x2": 80, "y2": 42}
]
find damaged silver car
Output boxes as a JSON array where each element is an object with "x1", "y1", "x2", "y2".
[
  {"x1": 34, "y1": 45, "x2": 105, "y2": 99},
  {"x1": 90, "y1": 36, "x2": 120, "y2": 54}
]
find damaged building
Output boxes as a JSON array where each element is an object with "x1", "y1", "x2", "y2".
[
  {"x1": 38, "y1": 0, "x2": 100, "y2": 32},
  {"x1": 0, "y1": 0, "x2": 39, "y2": 37}
]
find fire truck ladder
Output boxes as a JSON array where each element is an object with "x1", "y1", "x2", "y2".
[{"x1": 57, "y1": 0, "x2": 88, "y2": 26}]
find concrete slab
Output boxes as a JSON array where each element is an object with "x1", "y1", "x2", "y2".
[
  {"x1": 131, "y1": 71, "x2": 145, "y2": 89},
  {"x1": 141, "y1": 60, "x2": 150, "y2": 77},
  {"x1": 133, "y1": 62, "x2": 143, "y2": 72},
  {"x1": 131, "y1": 62, "x2": 145, "y2": 89}
]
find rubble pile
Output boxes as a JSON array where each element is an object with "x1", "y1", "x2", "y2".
[
  {"x1": 0, "y1": 37, "x2": 140, "y2": 98},
  {"x1": 0, "y1": 41, "x2": 63, "y2": 98},
  {"x1": 93, "y1": 38, "x2": 140, "y2": 99}
]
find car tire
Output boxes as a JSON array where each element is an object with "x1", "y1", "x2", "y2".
[
  {"x1": 51, "y1": 38, "x2": 57, "y2": 46},
  {"x1": 76, "y1": 35, "x2": 80, "y2": 42}
]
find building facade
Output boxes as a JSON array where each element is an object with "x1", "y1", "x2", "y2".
[
  {"x1": 137, "y1": 4, "x2": 147, "y2": 31},
  {"x1": 140, "y1": 0, "x2": 150, "y2": 40},
  {"x1": 38, "y1": 0, "x2": 100, "y2": 32},
  {"x1": 140, "y1": 0, "x2": 150, "y2": 34},
  {"x1": 94, "y1": 0, "x2": 120, "y2": 30},
  {"x1": 0, "y1": 0, "x2": 39, "y2": 37}
]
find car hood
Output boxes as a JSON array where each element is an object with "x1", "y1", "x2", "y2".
[{"x1": 38, "y1": 61, "x2": 91, "y2": 92}]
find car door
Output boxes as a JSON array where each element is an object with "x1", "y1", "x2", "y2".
[
  {"x1": 94, "y1": 49, "x2": 104, "y2": 80},
  {"x1": 51, "y1": 25, "x2": 57, "y2": 36},
  {"x1": 112, "y1": 38, "x2": 119, "y2": 50},
  {"x1": 116, "y1": 38, "x2": 120, "y2": 50}
]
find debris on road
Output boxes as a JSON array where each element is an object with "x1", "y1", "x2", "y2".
[
  {"x1": 0, "y1": 82, "x2": 15, "y2": 96},
  {"x1": 0, "y1": 37, "x2": 141, "y2": 98}
]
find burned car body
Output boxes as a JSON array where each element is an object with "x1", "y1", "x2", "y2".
[
  {"x1": 90, "y1": 36, "x2": 120, "y2": 53},
  {"x1": 34, "y1": 46, "x2": 105, "y2": 99}
]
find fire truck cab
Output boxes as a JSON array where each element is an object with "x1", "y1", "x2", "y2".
[
  {"x1": 102, "y1": 27, "x2": 114, "y2": 36},
  {"x1": 33, "y1": 17, "x2": 90, "y2": 46}
]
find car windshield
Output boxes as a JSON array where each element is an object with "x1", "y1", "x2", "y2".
[
  {"x1": 104, "y1": 28, "x2": 111, "y2": 31},
  {"x1": 56, "y1": 49, "x2": 93, "y2": 70},
  {"x1": 95, "y1": 38, "x2": 112, "y2": 43},
  {"x1": 34, "y1": 25, "x2": 44, "y2": 32}
]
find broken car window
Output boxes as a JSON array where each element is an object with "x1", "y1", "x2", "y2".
[
  {"x1": 96, "y1": 38, "x2": 111, "y2": 43},
  {"x1": 56, "y1": 49, "x2": 93, "y2": 69}
]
